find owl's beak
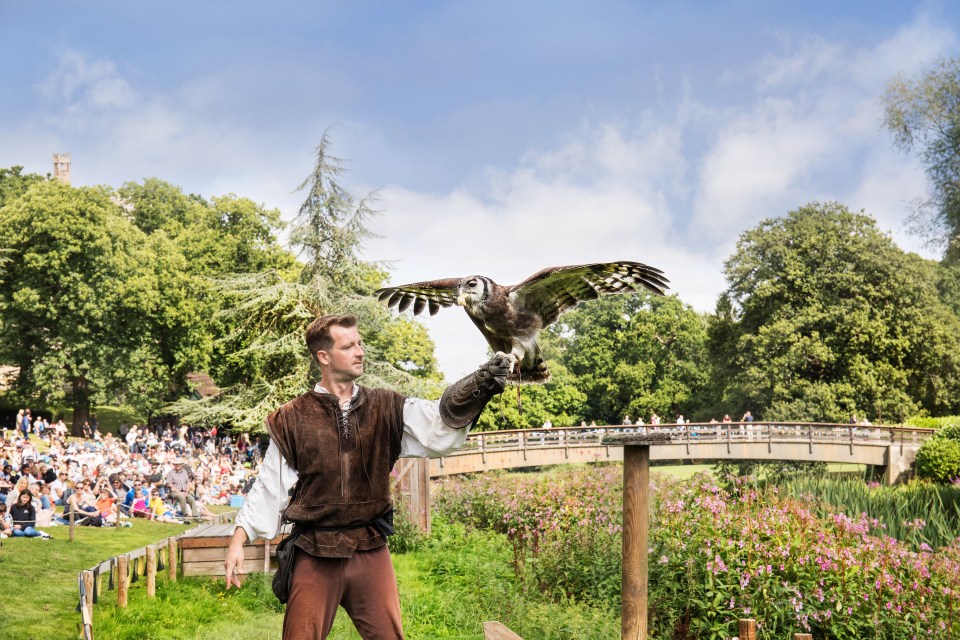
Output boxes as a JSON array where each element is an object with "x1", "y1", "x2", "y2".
[{"x1": 456, "y1": 294, "x2": 466, "y2": 306}]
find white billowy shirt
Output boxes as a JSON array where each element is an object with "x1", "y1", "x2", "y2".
[{"x1": 235, "y1": 383, "x2": 468, "y2": 543}]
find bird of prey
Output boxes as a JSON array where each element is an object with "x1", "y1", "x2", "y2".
[{"x1": 375, "y1": 261, "x2": 669, "y2": 383}]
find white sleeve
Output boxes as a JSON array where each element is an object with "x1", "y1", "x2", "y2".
[
  {"x1": 233, "y1": 443, "x2": 299, "y2": 542},
  {"x1": 400, "y1": 397, "x2": 471, "y2": 458}
]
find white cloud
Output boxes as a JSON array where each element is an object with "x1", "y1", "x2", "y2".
[
  {"x1": 692, "y1": 14, "x2": 957, "y2": 244},
  {"x1": 37, "y1": 50, "x2": 137, "y2": 121}
]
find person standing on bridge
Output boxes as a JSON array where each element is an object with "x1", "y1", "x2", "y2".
[{"x1": 224, "y1": 313, "x2": 511, "y2": 640}]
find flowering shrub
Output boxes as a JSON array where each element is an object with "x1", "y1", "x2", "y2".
[{"x1": 435, "y1": 468, "x2": 960, "y2": 639}]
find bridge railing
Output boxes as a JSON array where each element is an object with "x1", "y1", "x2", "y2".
[{"x1": 452, "y1": 422, "x2": 935, "y2": 457}]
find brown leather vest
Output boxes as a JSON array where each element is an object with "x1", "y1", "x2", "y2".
[{"x1": 266, "y1": 386, "x2": 407, "y2": 557}]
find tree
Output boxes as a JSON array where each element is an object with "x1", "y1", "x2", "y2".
[
  {"x1": 116, "y1": 178, "x2": 295, "y2": 275},
  {"x1": 549, "y1": 293, "x2": 710, "y2": 425},
  {"x1": 0, "y1": 181, "x2": 169, "y2": 431},
  {"x1": 710, "y1": 202, "x2": 960, "y2": 422},
  {"x1": 0, "y1": 166, "x2": 47, "y2": 209},
  {"x1": 169, "y1": 132, "x2": 443, "y2": 430},
  {"x1": 883, "y1": 58, "x2": 960, "y2": 262}
]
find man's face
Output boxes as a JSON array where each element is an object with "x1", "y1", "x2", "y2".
[{"x1": 318, "y1": 325, "x2": 365, "y2": 382}]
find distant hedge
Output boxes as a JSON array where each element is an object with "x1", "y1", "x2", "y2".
[{"x1": 906, "y1": 415, "x2": 960, "y2": 430}]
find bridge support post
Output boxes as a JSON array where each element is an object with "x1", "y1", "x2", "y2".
[{"x1": 884, "y1": 444, "x2": 920, "y2": 485}]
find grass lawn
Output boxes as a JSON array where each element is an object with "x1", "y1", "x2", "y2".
[{"x1": 0, "y1": 519, "x2": 192, "y2": 639}]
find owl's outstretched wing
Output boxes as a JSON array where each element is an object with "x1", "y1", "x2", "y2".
[
  {"x1": 509, "y1": 261, "x2": 669, "y2": 326},
  {"x1": 374, "y1": 278, "x2": 461, "y2": 316}
]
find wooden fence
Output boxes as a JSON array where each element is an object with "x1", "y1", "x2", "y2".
[{"x1": 76, "y1": 511, "x2": 236, "y2": 640}]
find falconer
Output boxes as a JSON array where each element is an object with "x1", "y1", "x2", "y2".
[{"x1": 225, "y1": 313, "x2": 510, "y2": 639}]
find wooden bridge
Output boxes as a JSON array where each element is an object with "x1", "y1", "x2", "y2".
[{"x1": 426, "y1": 422, "x2": 934, "y2": 485}]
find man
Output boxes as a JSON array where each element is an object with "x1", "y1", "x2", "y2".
[
  {"x1": 20, "y1": 408, "x2": 31, "y2": 441},
  {"x1": 165, "y1": 458, "x2": 197, "y2": 519},
  {"x1": 224, "y1": 313, "x2": 510, "y2": 639}
]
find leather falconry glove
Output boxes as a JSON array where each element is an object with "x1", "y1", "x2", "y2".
[{"x1": 439, "y1": 351, "x2": 512, "y2": 429}]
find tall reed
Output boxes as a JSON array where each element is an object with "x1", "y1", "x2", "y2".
[{"x1": 781, "y1": 476, "x2": 960, "y2": 550}]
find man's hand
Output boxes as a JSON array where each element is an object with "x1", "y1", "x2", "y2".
[
  {"x1": 224, "y1": 528, "x2": 248, "y2": 589},
  {"x1": 224, "y1": 542, "x2": 245, "y2": 589}
]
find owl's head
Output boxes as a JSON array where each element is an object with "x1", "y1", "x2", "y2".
[{"x1": 456, "y1": 276, "x2": 488, "y2": 308}]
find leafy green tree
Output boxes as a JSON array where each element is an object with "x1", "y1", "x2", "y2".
[
  {"x1": 116, "y1": 178, "x2": 295, "y2": 276},
  {"x1": 710, "y1": 201, "x2": 960, "y2": 423},
  {"x1": 883, "y1": 58, "x2": 960, "y2": 262},
  {"x1": 0, "y1": 166, "x2": 47, "y2": 209},
  {"x1": 548, "y1": 293, "x2": 710, "y2": 425},
  {"x1": 0, "y1": 181, "x2": 176, "y2": 431}
]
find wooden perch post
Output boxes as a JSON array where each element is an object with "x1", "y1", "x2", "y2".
[{"x1": 602, "y1": 432, "x2": 672, "y2": 640}]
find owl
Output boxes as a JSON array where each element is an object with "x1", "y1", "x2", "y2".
[{"x1": 375, "y1": 261, "x2": 669, "y2": 383}]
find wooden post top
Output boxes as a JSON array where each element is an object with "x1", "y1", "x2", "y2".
[{"x1": 601, "y1": 433, "x2": 673, "y2": 447}]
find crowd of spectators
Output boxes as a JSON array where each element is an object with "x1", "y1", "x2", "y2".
[{"x1": 0, "y1": 409, "x2": 265, "y2": 539}]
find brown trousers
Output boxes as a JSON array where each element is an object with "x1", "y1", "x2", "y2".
[{"x1": 282, "y1": 545, "x2": 404, "y2": 640}]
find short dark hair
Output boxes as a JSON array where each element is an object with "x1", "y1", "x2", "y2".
[{"x1": 304, "y1": 314, "x2": 358, "y2": 363}]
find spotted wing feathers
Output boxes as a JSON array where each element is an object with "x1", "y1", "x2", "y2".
[
  {"x1": 510, "y1": 261, "x2": 670, "y2": 326},
  {"x1": 375, "y1": 278, "x2": 461, "y2": 316}
]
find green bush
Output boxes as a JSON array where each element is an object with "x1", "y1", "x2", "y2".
[{"x1": 915, "y1": 438, "x2": 960, "y2": 482}]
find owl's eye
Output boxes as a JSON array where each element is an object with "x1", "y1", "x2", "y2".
[{"x1": 467, "y1": 279, "x2": 478, "y2": 287}]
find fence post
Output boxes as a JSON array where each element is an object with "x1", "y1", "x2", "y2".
[
  {"x1": 117, "y1": 555, "x2": 129, "y2": 608},
  {"x1": 82, "y1": 570, "x2": 95, "y2": 620},
  {"x1": 793, "y1": 634, "x2": 813, "y2": 640},
  {"x1": 737, "y1": 619, "x2": 756, "y2": 640},
  {"x1": 168, "y1": 538, "x2": 178, "y2": 582},
  {"x1": 79, "y1": 571, "x2": 94, "y2": 640},
  {"x1": 146, "y1": 546, "x2": 156, "y2": 598}
]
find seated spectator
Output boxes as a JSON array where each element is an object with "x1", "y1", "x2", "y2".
[
  {"x1": 96, "y1": 486, "x2": 118, "y2": 525},
  {"x1": 147, "y1": 488, "x2": 182, "y2": 523},
  {"x1": 5, "y1": 477, "x2": 28, "y2": 509},
  {"x1": 49, "y1": 471, "x2": 67, "y2": 505},
  {"x1": 65, "y1": 483, "x2": 103, "y2": 527},
  {"x1": 0, "y1": 502, "x2": 13, "y2": 537},
  {"x1": 10, "y1": 489, "x2": 49, "y2": 538},
  {"x1": 131, "y1": 488, "x2": 151, "y2": 518}
]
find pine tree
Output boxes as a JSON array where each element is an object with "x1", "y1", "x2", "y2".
[{"x1": 168, "y1": 132, "x2": 442, "y2": 431}]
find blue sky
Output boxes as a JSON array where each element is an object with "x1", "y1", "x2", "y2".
[{"x1": 2, "y1": 2, "x2": 958, "y2": 380}]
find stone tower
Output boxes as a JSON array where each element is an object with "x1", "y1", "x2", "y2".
[{"x1": 53, "y1": 152, "x2": 71, "y2": 184}]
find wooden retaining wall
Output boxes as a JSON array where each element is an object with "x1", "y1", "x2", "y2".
[{"x1": 179, "y1": 522, "x2": 290, "y2": 577}]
